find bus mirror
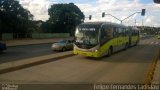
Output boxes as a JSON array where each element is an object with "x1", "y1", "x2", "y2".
[
  {"x1": 141, "y1": 9, "x2": 145, "y2": 16},
  {"x1": 89, "y1": 15, "x2": 92, "y2": 20},
  {"x1": 102, "y1": 12, "x2": 105, "y2": 17},
  {"x1": 154, "y1": 0, "x2": 160, "y2": 3}
]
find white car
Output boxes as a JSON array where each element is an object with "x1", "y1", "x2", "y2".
[{"x1": 51, "y1": 39, "x2": 74, "y2": 51}]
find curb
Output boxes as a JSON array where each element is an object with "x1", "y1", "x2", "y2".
[
  {"x1": 7, "y1": 42, "x2": 53, "y2": 47},
  {"x1": 144, "y1": 48, "x2": 160, "y2": 85},
  {"x1": 2, "y1": 37, "x2": 74, "y2": 47},
  {"x1": 5, "y1": 40, "x2": 59, "y2": 47},
  {"x1": 0, "y1": 53, "x2": 75, "y2": 74}
]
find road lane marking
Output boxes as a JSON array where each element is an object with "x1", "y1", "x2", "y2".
[{"x1": 144, "y1": 48, "x2": 160, "y2": 85}]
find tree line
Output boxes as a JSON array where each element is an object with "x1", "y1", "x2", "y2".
[
  {"x1": 0, "y1": 0, "x2": 36, "y2": 38},
  {"x1": 0, "y1": 0, "x2": 84, "y2": 39},
  {"x1": 137, "y1": 26, "x2": 160, "y2": 35}
]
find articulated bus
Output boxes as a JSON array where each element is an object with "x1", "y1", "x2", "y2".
[
  {"x1": 128, "y1": 26, "x2": 140, "y2": 46},
  {"x1": 73, "y1": 22, "x2": 139, "y2": 58}
]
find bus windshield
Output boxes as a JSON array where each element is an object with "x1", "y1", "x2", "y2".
[{"x1": 75, "y1": 25, "x2": 99, "y2": 48}]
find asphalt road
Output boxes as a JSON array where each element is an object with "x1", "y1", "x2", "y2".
[
  {"x1": 0, "y1": 43, "x2": 54, "y2": 63},
  {"x1": 0, "y1": 37, "x2": 159, "y2": 84}
]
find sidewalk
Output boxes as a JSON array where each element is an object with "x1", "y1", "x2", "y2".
[{"x1": 0, "y1": 37, "x2": 73, "y2": 47}]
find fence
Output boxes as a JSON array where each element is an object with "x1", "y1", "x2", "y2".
[
  {"x1": 0, "y1": 33, "x2": 70, "y2": 40},
  {"x1": 32, "y1": 33, "x2": 70, "y2": 39},
  {"x1": 1, "y1": 33, "x2": 13, "y2": 40}
]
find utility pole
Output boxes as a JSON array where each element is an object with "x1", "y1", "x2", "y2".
[
  {"x1": 102, "y1": 9, "x2": 145, "y2": 24},
  {"x1": 142, "y1": 19, "x2": 144, "y2": 26},
  {"x1": 135, "y1": 19, "x2": 137, "y2": 26}
]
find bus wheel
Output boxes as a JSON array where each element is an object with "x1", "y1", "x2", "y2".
[{"x1": 108, "y1": 47, "x2": 113, "y2": 56}]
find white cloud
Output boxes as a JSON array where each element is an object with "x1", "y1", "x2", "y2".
[
  {"x1": 19, "y1": 0, "x2": 52, "y2": 21},
  {"x1": 19, "y1": 0, "x2": 160, "y2": 27},
  {"x1": 77, "y1": 0, "x2": 160, "y2": 27}
]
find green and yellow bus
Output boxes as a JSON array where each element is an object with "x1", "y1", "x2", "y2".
[
  {"x1": 73, "y1": 22, "x2": 139, "y2": 58},
  {"x1": 128, "y1": 27, "x2": 140, "y2": 46}
]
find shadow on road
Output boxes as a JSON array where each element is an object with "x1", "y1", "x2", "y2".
[{"x1": 84, "y1": 44, "x2": 159, "y2": 64}]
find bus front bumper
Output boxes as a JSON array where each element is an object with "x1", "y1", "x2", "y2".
[{"x1": 73, "y1": 49, "x2": 101, "y2": 58}]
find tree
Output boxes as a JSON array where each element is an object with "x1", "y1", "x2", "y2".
[
  {"x1": 154, "y1": 0, "x2": 160, "y2": 3},
  {"x1": 0, "y1": 0, "x2": 34, "y2": 38},
  {"x1": 137, "y1": 26, "x2": 160, "y2": 35},
  {"x1": 45, "y1": 3, "x2": 84, "y2": 35}
]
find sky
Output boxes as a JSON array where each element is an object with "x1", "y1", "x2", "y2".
[{"x1": 19, "y1": 0, "x2": 160, "y2": 27}]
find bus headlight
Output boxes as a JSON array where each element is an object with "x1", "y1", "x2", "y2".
[{"x1": 95, "y1": 50, "x2": 98, "y2": 52}]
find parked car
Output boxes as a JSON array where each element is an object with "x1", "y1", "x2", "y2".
[
  {"x1": 51, "y1": 39, "x2": 74, "y2": 51},
  {"x1": 0, "y1": 42, "x2": 7, "y2": 52}
]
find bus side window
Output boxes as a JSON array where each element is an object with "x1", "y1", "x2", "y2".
[
  {"x1": 119, "y1": 28, "x2": 126, "y2": 36},
  {"x1": 101, "y1": 27, "x2": 106, "y2": 44},
  {"x1": 132, "y1": 30, "x2": 135, "y2": 36},
  {"x1": 107, "y1": 27, "x2": 113, "y2": 39},
  {"x1": 118, "y1": 28, "x2": 123, "y2": 36},
  {"x1": 125, "y1": 28, "x2": 129, "y2": 36},
  {"x1": 113, "y1": 27, "x2": 117, "y2": 37},
  {"x1": 136, "y1": 30, "x2": 139, "y2": 36},
  {"x1": 100, "y1": 26, "x2": 113, "y2": 45},
  {"x1": 123, "y1": 28, "x2": 127, "y2": 36},
  {"x1": 101, "y1": 27, "x2": 105, "y2": 40}
]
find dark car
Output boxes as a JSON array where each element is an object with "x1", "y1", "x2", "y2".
[
  {"x1": 51, "y1": 39, "x2": 74, "y2": 51},
  {"x1": 0, "y1": 42, "x2": 7, "y2": 52}
]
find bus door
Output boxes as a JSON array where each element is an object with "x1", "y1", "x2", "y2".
[
  {"x1": 117, "y1": 28, "x2": 125, "y2": 50},
  {"x1": 112, "y1": 27, "x2": 119, "y2": 52},
  {"x1": 128, "y1": 28, "x2": 132, "y2": 46}
]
